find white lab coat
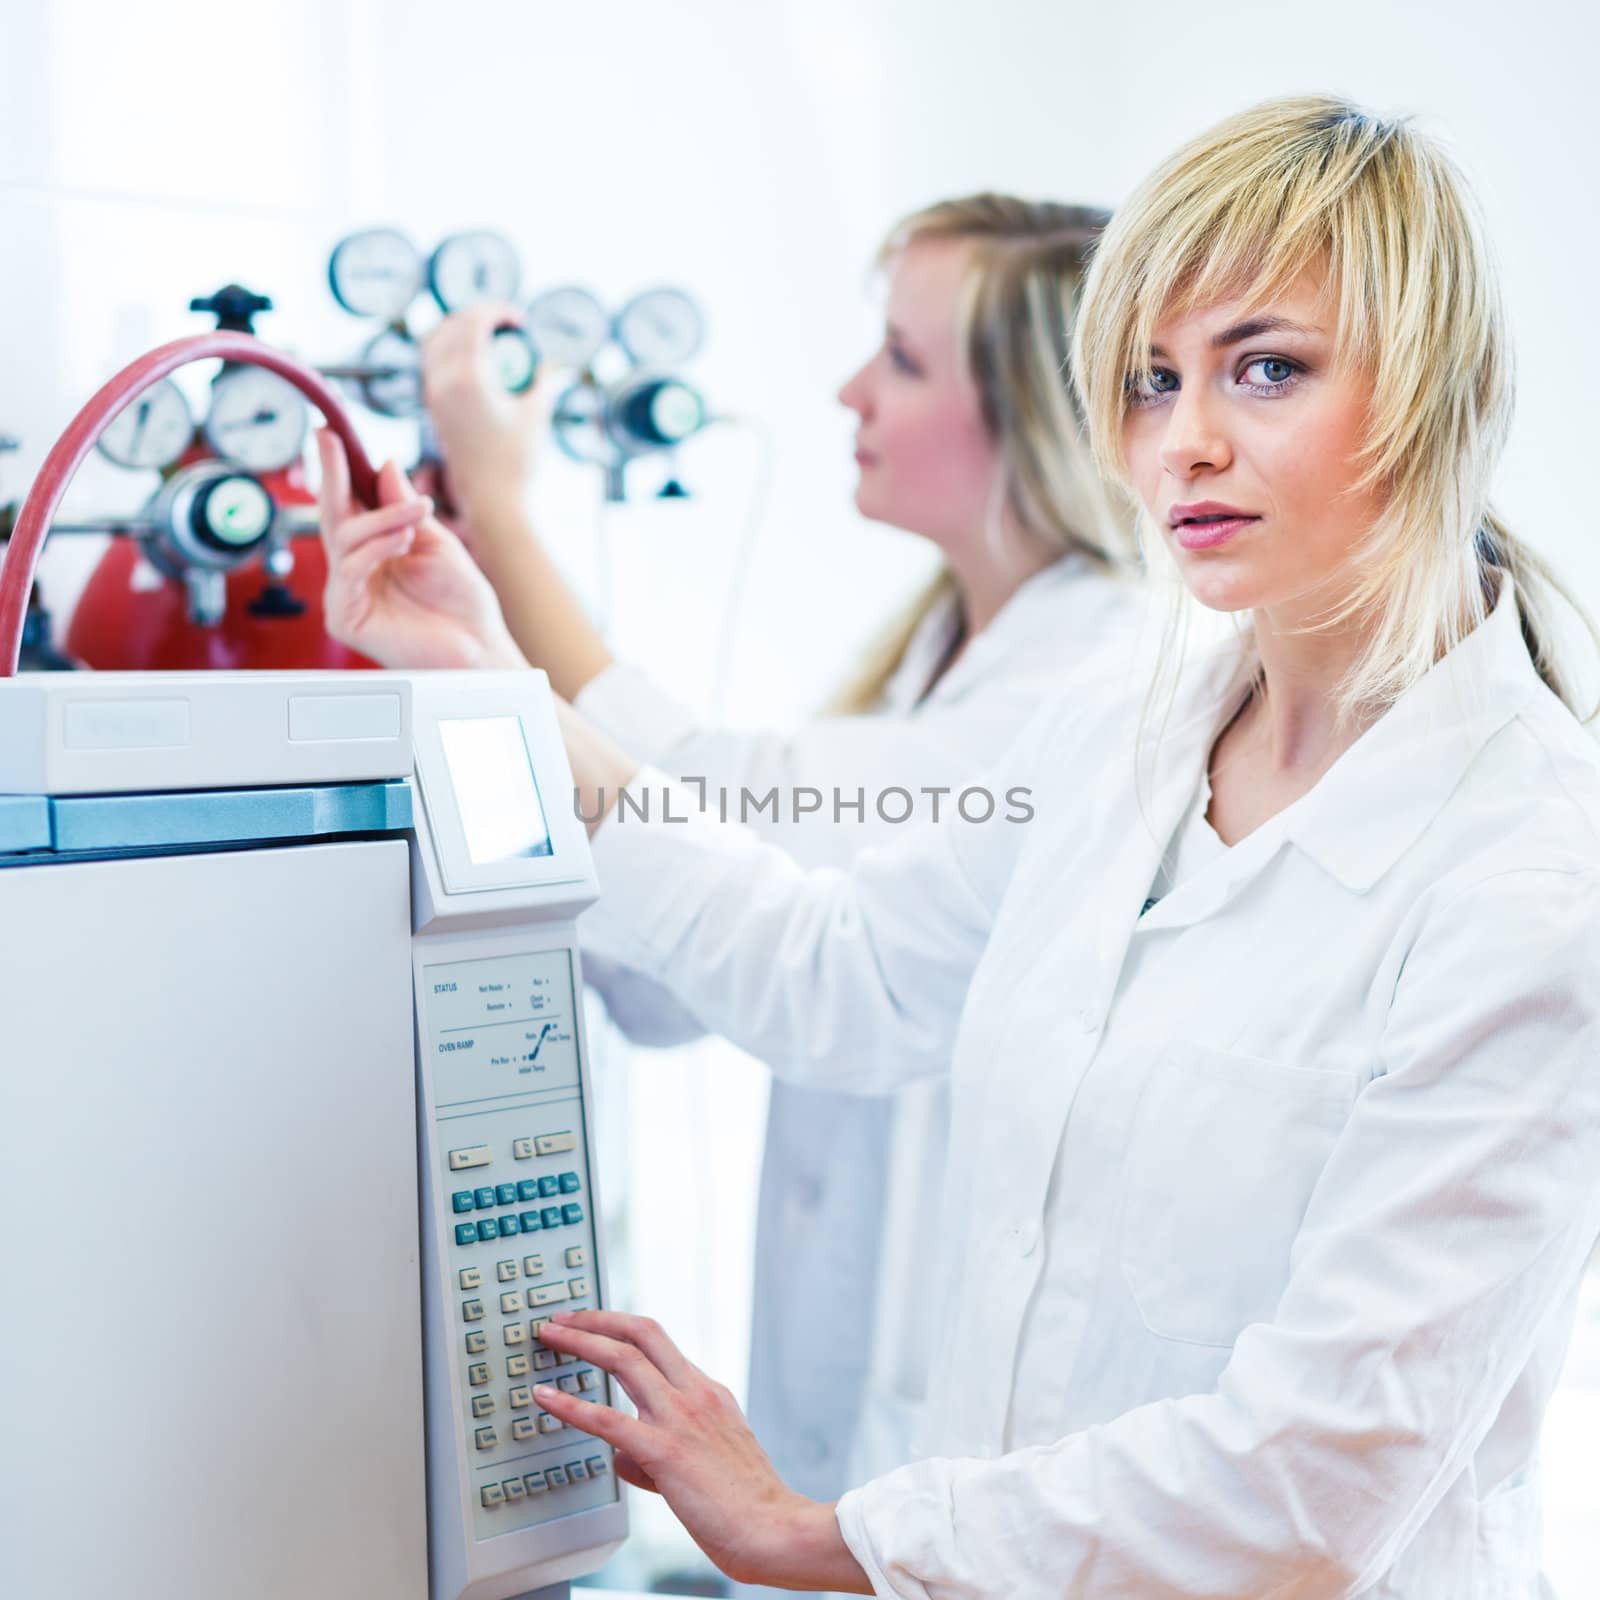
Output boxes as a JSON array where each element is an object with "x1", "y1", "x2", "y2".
[
  {"x1": 581, "y1": 582, "x2": 1600, "y2": 1598},
  {"x1": 575, "y1": 557, "x2": 1147, "y2": 1512}
]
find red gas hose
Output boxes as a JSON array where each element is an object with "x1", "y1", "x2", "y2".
[{"x1": 0, "y1": 332, "x2": 381, "y2": 676}]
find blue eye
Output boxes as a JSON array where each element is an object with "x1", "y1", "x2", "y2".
[
  {"x1": 888, "y1": 343, "x2": 919, "y2": 376},
  {"x1": 1127, "y1": 367, "x2": 1179, "y2": 404},
  {"x1": 1242, "y1": 356, "x2": 1297, "y2": 390}
]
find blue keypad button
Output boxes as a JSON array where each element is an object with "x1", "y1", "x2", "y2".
[
  {"x1": 558, "y1": 1172, "x2": 581, "y2": 1194},
  {"x1": 498, "y1": 1216, "x2": 520, "y2": 1238},
  {"x1": 562, "y1": 1203, "x2": 584, "y2": 1225},
  {"x1": 538, "y1": 1176, "x2": 560, "y2": 1198},
  {"x1": 455, "y1": 1222, "x2": 478, "y2": 1246},
  {"x1": 519, "y1": 1212, "x2": 542, "y2": 1233},
  {"x1": 541, "y1": 1207, "x2": 563, "y2": 1229},
  {"x1": 496, "y1": 1183, "x2": 517, "y2": 1205},
  {"x1": 452, "y1": 1191, "x2": 476, "y2": 1214},
  {"x1": 517, "y1": 1180, "x2": 540, "y2": 1202},
  {"x1": 474, "y1": 1187, "x2": 496, "y2": 1209},
  {"x1": 476, "y1": 1220, "x2": 499, "y2": 1243}
]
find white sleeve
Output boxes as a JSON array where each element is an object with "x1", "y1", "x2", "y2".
[
  {"x1": 575, "y1": 699, "x2": 1057, "y2": 1093},
  {"x1": 835, "y1": 866, "x2": 1600, "y2": 1596},
  {"x1": 574, "y1": 660, "x2": 1060, "y2": 1046}
]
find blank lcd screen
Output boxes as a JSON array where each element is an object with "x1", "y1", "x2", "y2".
[{"x1": 438, "y1": 716, "x2": 553, "y2": 864}]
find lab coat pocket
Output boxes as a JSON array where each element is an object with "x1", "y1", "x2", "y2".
[{"x1": 1119, "y1": 1044, "x2": 1359, "y2": 1348}]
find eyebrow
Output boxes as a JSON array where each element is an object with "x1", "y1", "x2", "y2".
[{"x1": 1149, "y1": 315, "x2": 1324, "y2": 359}]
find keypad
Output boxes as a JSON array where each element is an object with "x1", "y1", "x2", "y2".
[{"x1": 446, "y1": 1130, "x2": 607, "y2": 1520}]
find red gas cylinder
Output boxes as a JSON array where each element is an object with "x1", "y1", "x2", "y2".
[{"x1": 65, "y1": 457, "x2": 375, "y2": 672}]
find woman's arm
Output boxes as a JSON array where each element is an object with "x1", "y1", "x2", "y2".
[
  {"x1": 422, "y1": 305, "x2": 613, "y2": 700},
  {"x1": 538, "y1": 866, "x2": 1600, "y2": 1595}
]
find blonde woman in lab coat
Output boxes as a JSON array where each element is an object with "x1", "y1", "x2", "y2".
[
  {"x1": 522, "y1": 99, "x2": 1594, "y2": 1595},
  {"x1": 319, "y1": 197, "x2": 1144, "y2": 1533}
]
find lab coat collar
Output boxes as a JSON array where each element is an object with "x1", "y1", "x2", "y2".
[
  {"x1": 1134, "y1": 580, "x2": 1546, "y2": 926},
  {"x1": 1282, "y1": 580, "x2": 1545, "y2": 893}
]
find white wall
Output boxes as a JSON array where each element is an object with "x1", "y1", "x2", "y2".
[{"x1": 3, "y1": 0, "x2": 1597, "y2": 1590}]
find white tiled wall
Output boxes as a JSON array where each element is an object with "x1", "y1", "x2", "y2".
[{"x1": 4, "y1": 0, "x2": 1597, "y2": 1590}]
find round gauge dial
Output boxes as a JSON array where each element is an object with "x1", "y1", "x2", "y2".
[
  {"x1": 329, "y1": 227, "x2": 424, "y2": 320},
  {"x1": 490, "y1": 326, "x2": 538, "y2": 394},
  {"x1": 619, "y1": 377, "x2": 705, "y2": 447},
  {"x1": 193, "y1": 473, "x2": 274, "y2": 551},
  {"x1": 614, "y1": 288, "x2": 704, "y2": 367},
  {"x1": 203, "y1": 368, "x2": 311, "y2": 472},
  {"x1": 357, "y1": 329, "x2": 424, "y2": 418},
  {"x1": 525, "y1": 286, "x2": 610, "y2": 368},
  {"x1": 427, "y1": 230, "x2": 521, "y2": 312},
  {"x1": 97, "y1": 378, "x2": 195, "y2": 470}
]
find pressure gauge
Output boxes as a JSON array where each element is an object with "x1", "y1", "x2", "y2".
[
  {"x1": 617, "y1": 376, "x2": 705, "y2": 447},
  {"x1": 97, "y1": 378, "x2": 195, "y2": 470},
  {"x1": 490, "y1": 325, "x2": 538, "y2": 394},
  {"x1": 428, "y1": 230, "x2": 521, "y2": 312},
  {"x1": 190, "y1": 473, "x2": 275, "y2": 552},
  {"x1": 525, "y1": 286, "x2": 610, "y2": 369},
  {"x1": 614, "y1": 288, "x2": 704, "y2": 367},
  {"x1": 357, "y1": 328, "x2": 424, "y2": 418},
  {"x1": 204, "y1": 367, "x2": 310, "y2": 472},
  {"x1": 329, "y1": 227, "x2": 424, "y2": 320}
]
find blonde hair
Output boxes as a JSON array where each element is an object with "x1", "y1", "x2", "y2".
[
  {"x1": 1073, "y1": 95, "x2": 1592, "y2": 720},
  {"x1": 832, "y1": 194, "x2": 1133, "y2": 713}
]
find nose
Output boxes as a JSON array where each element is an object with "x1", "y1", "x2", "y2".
[
  {"x1": 837, "y1": 357, "x2": 872, "y2": 418},
  {"x1": 1158, "y1": 384, "x2": 1232, "y2": 481}
]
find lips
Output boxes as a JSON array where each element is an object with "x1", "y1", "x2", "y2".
[{"x1": 1167, "y1": 500, "x2": 1259, "y2": 551}]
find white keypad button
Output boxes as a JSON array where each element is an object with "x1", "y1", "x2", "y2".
[
  {"x1": 523, "y1": 1255, "x2": 546, "y2": 1278},
  {"x1": 471, "y1": 1395, "x2": 495, "y2": 1418},
  {"x1": 564, "y1": 1247, "x2": 587, "y2": 1269},
  {"x1": 462, "y1": 1300, "x2": 485, "y2": 1322},
  {"x1": 579, "y1": 1369, "x2": 601, "y2": 1392},
  {"x1": 568, "y1": 1277, "x2": 591, "y2": 1298},
  {"x1": 481, "y1": 1484, "x2": 505, "y2": 1508},
  {"x1": 509, "y1": 1385, "x2": 533, "y2": 1409},
  {"x1": 557, "y1": 1375, "x2": 580, "y2": 1395},
  {"x1": 500, "y1": 1292, "x2": 525, "y2": 1314},
  {"x1": 511, "y1": 1417, "x2": 537, "y2": 1442},
  {"x1": 506, "y1": 1354, "x2": 531, "y2": 1378},
  {"x1": 535, "y1": 1132, "x2": 576, "y2": 1156},
  {"x1": 533, "y1": 1350, "x2": 558, "y2": 1371},
  {"x1": 474, "y1": 1427, "x2": 498, "y2": 1451},
  {"x1": 529, "y1": 1282, "x2": 570, "y2": 1307},
  {"x1": 538, "y1": 1414, "x2": 562, "y2": 1433},
  {"x1": 449, "y1": 1145, "x2": 494, "y2": 1172},
  {"x1": 513, "y1": 1138, "x2": 534, "y2": 1160},
  {"x1": 568, "y1": 1459, "x2": 590, "y2": 1481},
  {"x1": 458, "y1": 1267, "x2": 483, "y2": 1290},
  {"x1": 465, "y1": 1331, "x2": 488, "y2": 1355},
  {"x1": 496, "y1": 1260, "x2": 520, "y2": 1283},
  {"x1": 503, "y1": 1477, "x2": 528, "y2": 1501},
  {"x1": 524, "y1": 1471, "x2": 547, "y2": 1494},
  {"x1": 504, "y1": 1324, "x2": 527, "y2": 1347},
  {"x1": 586, "y1": 1455, "x2": 608, "y2": 1475},
  {"x1": 468, "y1": 1363, "x2": 490, "y2": 1387}
]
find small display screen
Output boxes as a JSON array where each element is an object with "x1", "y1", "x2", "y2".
[{"x1": 438, "y1": 716, "x2": 553, "y2": 864}]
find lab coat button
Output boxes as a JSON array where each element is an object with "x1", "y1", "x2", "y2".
[{"x1": 1014, "y1": 1219, "x2": 1040, "y2": 1257}]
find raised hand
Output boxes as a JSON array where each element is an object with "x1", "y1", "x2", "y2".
[
  {"x1": 421, "y1": 303, "x2": 550, "y2": 527},
  {"x1": 317, "y1": 430, "x2": 526, "y2": 671}
]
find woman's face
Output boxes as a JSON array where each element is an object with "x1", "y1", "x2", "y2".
[
  {"x1": 838, "y1": 237, "x2": 1000, "y2": 545},
  {"x1": 1120, "y1": 270, "x2": 1385, "y2": 626}
]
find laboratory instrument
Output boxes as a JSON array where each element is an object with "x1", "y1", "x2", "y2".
[{"x1": 0, "y1": 336, "x2": 629, "y2": 1600}]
